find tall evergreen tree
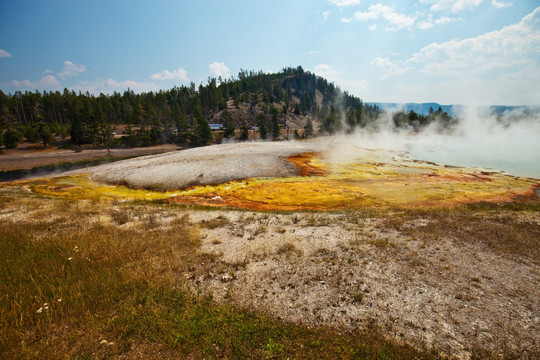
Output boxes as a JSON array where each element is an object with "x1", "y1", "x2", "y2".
[
  {"x1": 271, "y1": 107, "x2": 280, "y2": 140},
  {"x1": 38, "y1": 123, "x2": 53, "y2": 147},
  {"x1": 192, "y1": 102, "x2": 211, "y2": 145},
  {"x1": 304, "y1": 118, "x2": 314, "y2": 138},
  {"x1": 256, "y1": 113, "x2": 268, "y2": 139}
]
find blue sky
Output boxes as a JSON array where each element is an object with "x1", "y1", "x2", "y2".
[{"x1": 1, "y1": 0, "x2": 539, "y2": 105}]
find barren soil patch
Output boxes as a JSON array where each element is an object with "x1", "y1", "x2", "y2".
[
  {"x1": 0, "y1": 144, "x2": 180, "y2": 171},
  {"x1": 189, "y1": 209, "x2": 540, "y2": 359}
]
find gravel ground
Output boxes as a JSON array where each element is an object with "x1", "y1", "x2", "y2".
[{"x1": 187, "y1": 210, "x2": 540, "y2": 360}]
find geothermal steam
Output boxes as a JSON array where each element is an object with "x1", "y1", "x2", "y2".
[{"x1": 333, "y1": 106, "x2": 540, "y2": 179}]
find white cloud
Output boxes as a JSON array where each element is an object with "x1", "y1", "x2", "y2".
[
  {"x1": 413, "y1": 68, "x2": 540, "y2": 105},
  {"x1": 12, "y1": 79, "x2": 35, "y2": 88},
  {"x1": 417, "y1": 20, "x2": 434, "y2": 30},
  {"x1": 398, "y1": 6, "x2": 540, "y2": 104},
  {"x1": 370, "y1": 57, "x2": 413, "y2": 78},
  {"x1": 369, "y1": 24, "x2": 377, "y2": 31},
  {"x1": 42, "y1": 69, "x2": 53, "y2": 75},
  {"x1": 321, "y1": 11, "x2": 330, "y2": 23},
  {"x1": 341, "y1": 4, "x2": 416, "y2": 30},
  {"x1": 420, "y1": 0, "x2": 483, "y2": 14},
  {"x1": 417, "y1": 14, "x2": 458, "y2": 29},
  {"x1": 0, "y1": 49, "x2": 12, "y2": 58},
  {"x1": 74, "y1": 78, "x2": 159, "y2": 94},
  {"x1": 105, "y1": 78, "x2": 158, "y2": 92},
  {"x1": 341, "y1": 3, "x2": 461, "y2": 31},
  {"x1": 328, "y1": 0, "x2": 361, "y2": 7},
  {"x1": 40, "y1": 75, "x2": 61, "y2": 88},
  {"x1": 150, "y1": 68, "x2": 189, "y2": 81},
  {"x1": 208, "y1": 61, "x2": 231, "y2": 79},
  {"x1": 491, "y1": 1, "x2": 512, "y2": 9},
  {"x1": 435, "y1": 15, "x2": 457, "y2": 24},
  {"x1": 312, "y1": 64, "x2": 370, "y2": 95},
  {"x1": 312, "y1": 64, "x2": 336, "y2": 77},
  {"x1": 58, "y1": 60, "x2": 86, "y2": 79},
  {"x1": 12, "y1": 75, "x2": 61, "y2": 89},
  {"x1": 408, "y1": 7, "x2": 540, "y2": 76}
]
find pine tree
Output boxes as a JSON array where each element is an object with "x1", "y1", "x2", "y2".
[
  {"x1": 271, "y1": 107, "x2": 280, "y2": 140},
  {"x1": 304, "y1": 118, "x2": 314, "y2": 138},
  {"x1": 240, "y1": 124, "x2": 249, "y2": 141},
  {"x1": 38, "y1": 123, "x2": 53, "y2": 148},
  {"x1": 256, "y1": 113, "x2": 268, "y2": 139},
  {"x1": 192, "y1": 102, "x2": 211, "y2": 145},
  {"x1": 4, "y1": 128, "x2": 21, "y2": 149}
]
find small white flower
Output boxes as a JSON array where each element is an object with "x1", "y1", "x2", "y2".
[
  {"x1": 73, "y1": 246, "x2": 79, "y2": 252},
  {"x1": 43, "y1": 303, "x2": 49, "y2": 309},
  {"x1": 68, "y1": 257, "x2": 73, "y2": 261},
  {"x1": 36, "y1": 307, "x2": 43, "y2": 313},
  {"x1": 100, "y1": 340, "x2": 108, "y2": 345},
  {"x1": 57, "y1": 298, "x2": 62, "y2": 302}
]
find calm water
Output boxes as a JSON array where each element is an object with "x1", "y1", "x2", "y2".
[
  {"x1": 354, "y1": 112, "x2": 540, "y2": 179},
  {"x1": 405, "y1": 136, "x2": 540, "y2": 179}
]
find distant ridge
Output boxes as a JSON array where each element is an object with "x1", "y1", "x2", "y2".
[
  {"x1": 366, "y1": 102, "x2": 540, "y2": 116},
  {"x1": 366, "y1": 103, "x2": 454, "y2": 116}
]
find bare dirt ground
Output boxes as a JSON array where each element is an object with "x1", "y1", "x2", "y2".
[
  {"x1": 187, "y1": 209, "x2": 540, "y2": 359},
  {"x1": 0, "y1": 144, "x2": 181, "y2": 171}
]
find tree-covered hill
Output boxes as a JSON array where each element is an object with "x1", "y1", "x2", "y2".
[{"x1": 0, "y1": 66, "x2": 449, "y2": 149}]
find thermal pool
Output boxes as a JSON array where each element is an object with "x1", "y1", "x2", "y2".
[{"x1": 13, "y1": 139, "x2": 539, "y2": 210}]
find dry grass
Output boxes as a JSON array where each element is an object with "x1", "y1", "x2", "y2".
[
  {"x1": 380, "y1": 207, "x2": 540, "y2": 264},
  {"x1": 0, "y1": 188, "x2": 439, "y2": 359},
  {"x1": 199, "y1": 214, "x2": 231, "y2": 229}
]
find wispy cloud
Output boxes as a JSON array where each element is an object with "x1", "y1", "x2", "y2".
[
  {"x1": 404, "y1": 6, "x2": 540, "y2": 104},
  {"x1": 12, "y1": 75, "x2": 61, "y2": 89},
  {"x1": 370, "y1": 57, "x2": 413, "y2": 78},
  {"x1": 408, "y1": 7, "x2": 540, "y2": 75},
  {"x1": 327, "y1": 0, "x2": 361, "y2": 7},
  {"x1": 311, "y1": 64, "x2": 370, "y2": 95},
  {"x1": 208, "y1": 62, "x2": 231, "y2": 79},
  {"x1": 58, "y1": 60, "x2": 86, "y2": 79},
  {"x1": 417, "y1": 14, "x2": 458, "y2": 29},
  {"x1": 12, "y1": 61, "x2": 86, "y2": 89},
  {"x1": 74, "y1": 78, "x2": 159, "y2": 94},
  {"x1": 491, "y1": 0, "x2": 512, "y2": 9},
  {"x1": 12, "y1": 79, "x2": 35, "y2": 88},
  {"x1": 150, "y1": 68, "x2": 189, "y2": 81},
  {"x1": 341, "y1": 4, "x2": 416, "y2": 30},
  {"x1": 0, "y1": 49, "x2": 12, "y2": 58},
  {"x1": 342, "y1": 3, "x2": 461, "y2": 31},
  {"x1": 321, "y1": 10, "x2": 330, "y2": 23},
  {"x1": 420, "y1": 0, "x2": 483, "y2": 14},
  {"x1": 40, "y1": 75, "x2": 61, "y2": 88},
  {"x1": 104, "y1": 78, "x2": 159, "y2": 92}
]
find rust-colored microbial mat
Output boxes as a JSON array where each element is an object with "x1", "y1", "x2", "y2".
[{"x1": 11, "y1": 148, "x2": 539, "y2": 210}]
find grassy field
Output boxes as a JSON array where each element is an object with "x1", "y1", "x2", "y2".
[{"x1": 0, "y1": 188, "x2": 441, "y2": 359}]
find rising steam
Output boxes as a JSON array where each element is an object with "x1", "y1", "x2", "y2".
[{"x1": 324, "y1": 105, "x2": 540, "y2": 178}]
